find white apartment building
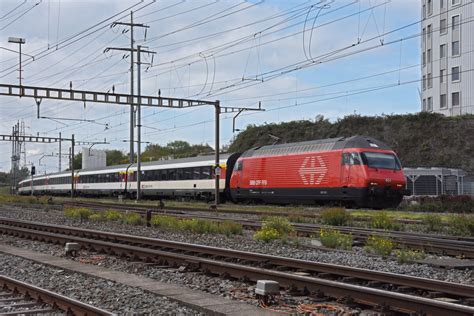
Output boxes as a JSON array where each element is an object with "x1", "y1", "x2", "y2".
[{"x1": 421, "y1": 0, "x2": 474, "y2": 115}]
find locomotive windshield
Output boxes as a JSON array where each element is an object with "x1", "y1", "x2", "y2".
[{"x1": 362, "y1": 152, "x2": 401, "y2": 170}]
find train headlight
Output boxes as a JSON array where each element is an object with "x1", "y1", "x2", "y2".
[{"x1": 370, "y1": 182, "x2": 378, "y2": 186}]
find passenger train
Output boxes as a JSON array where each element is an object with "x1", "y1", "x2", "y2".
[{"x1": 18, "y1": 136, "x2": 407, "y2": 208}]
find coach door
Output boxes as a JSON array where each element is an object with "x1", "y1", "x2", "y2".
[{"x1": 341, "y1": 152, "x2": 351, "y2": 190}]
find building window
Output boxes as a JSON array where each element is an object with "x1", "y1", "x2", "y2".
[
  {"x1": 441, "y1": 0, "x2": 445, "y2": 8},
  {"x1": 452, "y1": 15, "x2": 460, "y2": 30},
  {"x1": 427, "y1": 0, "x2": 432, "y2": 15},
  {"x1": 422, "y1": 75, "x2": 426, "y2": 90},
  {"x1": 427, "y1": 49, "x2": 432, "y2": 62},
  {"x1": 440, "y1": 19, "x2": 447, "y2": 34},
  {"x1": 440, "y1": 69, "x2": 445, "y2": 83},
  {"x1": 423, "y1": 4, "x2": 426, "y2": 18},
  {"x1": 422, "y1": 27, "x2": 426, "y2": 42},
  {"x1": 452, "y1": 66, "x2": 460, "y2": 81},
  {"x1": 428, "y1": 73, "x2": 433, "y2": 88},
  {"x1": 427, "y1": 24, "x2": 432, "y2": 40},
  {"x1": 440, "y1": 44, "x2": 447, "y2": 58},
  {"x1": 423, "y1": 98, "x2": 426, "y2": 111},
  {"x1": 422, "y1": 52, "x2": 426, "y2": 66},
  {"x1": 427, "y1": 97, "x2": 433, "y2": 111},
  {"x1": 440, "y1": 94, "x2": 447, "y2": 108},
  {"x1": 452, "y1": 92, "x2": 460, "y2": 106},
  {"x1": 452, "y1": 40, "x2": 460, "y2": 56},
  {"x1": 452, "y1": 0, "x2": 460, "y2": 6}
]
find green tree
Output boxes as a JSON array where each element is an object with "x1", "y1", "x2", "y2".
[
  {"x1": 106, "y1": 150, "x2": 128, "y2": 166},
  {"x1": 73, "y1": 153, "x2": 82, "y2": 170}
]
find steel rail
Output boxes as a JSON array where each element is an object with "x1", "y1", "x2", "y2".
[
  {"x1": 62, "y1": 200, "x2": 474, "y2": 258},
  {"x1": 62, "y1": 200, "x2": 423, "y2": 224},
  {"x1": 0, "y1": 275, "x2": 115, "y2": 316},
  {"x1": 0, "y1": 218, "x2": 473, "y2": 315}
]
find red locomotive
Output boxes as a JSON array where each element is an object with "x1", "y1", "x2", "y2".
[{"x1": 228, "y1": 136, "x2": 407, "y2": 208}]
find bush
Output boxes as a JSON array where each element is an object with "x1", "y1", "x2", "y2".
[
  {"x1": 318, "y1": 229, "x2": 353, "y2": 250},
  {"x1": 253, "y1": 228, "x2": 280, "y2": 242},
  {"x1": 121, "y1": 213, "x2": 144, "y2": 225},
  {"x1": 179, "y1": 219, "x2": 219, "y2": 234},
  {"x1": 253, "y1": 217, "x2": 295, "y2": 243},
  {"x1": 219, "y1": 220, "x2": 243, "y2": 236},
  {"x1": 150, "y1": 215, "x2": 242, "y2": 236},
  {"x1": 423, "y1": 214, "x2": 443, "y2": 232},
  {"x1": 105, "y1": 209, "x2": 122, "y2": 221},
  {"x1": 320, "y1": 208, "x2": 351, "y2": 226},
  {"x1": 64, "y1": 207, "x2": 93, "y2": 220},
  {"x1": 395, "y1": 249, "x2": 426, "y2": 264},
  {"x1": 0, "y1": 194, "x2": 49, "y2": 205},
  {"x1": 261, "y1": 216, "x2": 295, "y2": 236},
  {"x1": 448, "y1": 214, "x2": 474, "y2": 236},
  {"x1": 370, "y1": 212, "x2": 400, "y2": 231},
  {"x1": 151, "y1": 215, "x2": 180, "y2": 230},
  {"x1": 89, "y1": 213, "x2": 106, "y2": 222},
  {"x1": 364, "y1": 235, "x2": 394, "y2": 257}
]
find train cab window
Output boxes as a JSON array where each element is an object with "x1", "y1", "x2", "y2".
[
  {"x1": 342, "y1": 153, "x2": 350, "y2": 165},
  {"x1": 342, "y1": 153, "x2": 362, "y2": 165},
  {"x1": 350, "y1": 152, "x2": 362, "y2": 165}
]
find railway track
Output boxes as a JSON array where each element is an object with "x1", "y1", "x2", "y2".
[
  {"x1": 0, "y1": 274, "x2": 114, "y2": 315},
  {"x1": 62, "y1": 199, "x2": 422, "y2": 224},
  {"x1": 0, "y1": 217, "x2": 473, "y2": 315},
  {"x1": 63, "y1": 200, "x2": 474, "y2": 258}
]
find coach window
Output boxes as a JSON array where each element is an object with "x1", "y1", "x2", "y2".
[
  {"x1": 184, "y1": 168, "x2": 192, "y2": 180},
  {"x1": 193, "y1": 167, "x2": 201, "y2": 180},
  {"x1": 202, "y1": 166, "x2": 211, "y2": 179},
  {"x1": 159, "y1": 170, "x2": 167, "y2": 181},
  {"x1": 168, "y1": 169, "x2": 176, "y2": 181},
  {"x1": 176, "y1": 169, "x2": 183, "y2": 180}
]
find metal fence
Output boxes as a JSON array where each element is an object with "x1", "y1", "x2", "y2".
[{"x1": 404, "y1": 167, "x2": 468, "y2": 196}]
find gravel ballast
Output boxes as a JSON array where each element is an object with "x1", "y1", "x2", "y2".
[
  {"x1": 0, "y1": 252, "x2": 201, "y2": 315},
  {"x1": 0, "y1": 205, "x2": 472, "y2": 285}
]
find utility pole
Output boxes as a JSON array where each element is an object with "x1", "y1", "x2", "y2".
[
  {"x1": 10, "y1": 121, "x2": 21, "y2": 194},
  {"x1": 71, "y1": 134, "x2": 75, "y2": 198},
  {"x1": 108, "y1": 11, "x2": 149, "y2": 164},
  {"x1": 214, "y1": 102, "x2": 221, "y2": 206},
  {"x1": 136, "y1": 45, "x2": 156, "y2": 200},
  {"x1": 8, "y1": 37, "x2": 26, "y2": 88},
  {"x1": 59, "y1": 132, "x2": 61, "y2": 172},
  {"x1": 137, "y1": 45, "x2": 142, "y2": 200}
]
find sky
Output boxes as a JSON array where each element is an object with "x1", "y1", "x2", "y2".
[{"x1": 0, "y1": 0, "x2": 422, "y2": 173}]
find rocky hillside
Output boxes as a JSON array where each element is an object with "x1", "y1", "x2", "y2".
[{"x1": 228, "y1": 113, "x2": 474, "y2": 175}]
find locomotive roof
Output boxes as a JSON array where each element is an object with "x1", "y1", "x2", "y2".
[{"x1": 240, "y1": 136, "x2": 392, "y2": 158}]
